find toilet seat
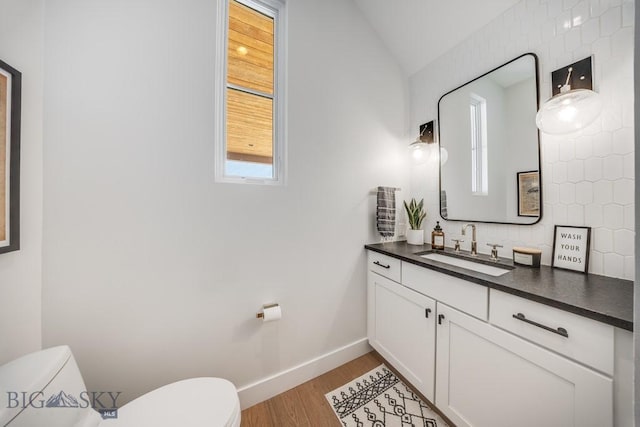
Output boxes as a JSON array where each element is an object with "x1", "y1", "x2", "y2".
[{"x1": 100, "y1": 377, "x2": 240, "y2": 427}]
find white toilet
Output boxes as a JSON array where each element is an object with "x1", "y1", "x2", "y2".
[{"x1": 0, "y1": 346, "x2": 241, "y2": 426}]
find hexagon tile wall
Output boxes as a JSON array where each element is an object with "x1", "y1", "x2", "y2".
[{"x1": 410, "y1": 0, "x2": 634, "y2": 280}]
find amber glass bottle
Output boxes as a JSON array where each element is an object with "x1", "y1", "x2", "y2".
[{"x1": 431, "y1": 221, "x2": 445, "y2": 250}]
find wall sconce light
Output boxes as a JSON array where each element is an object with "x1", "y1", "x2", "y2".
[
  {"x1": 439, "y1": 146, "x2": 448, "y2": 165},
  {"x1": 410, "y1": 121, "x2": 435, "y2": 162},
  {"x1": 536, "y1": 56, "x2": 602, "y2": 135}
]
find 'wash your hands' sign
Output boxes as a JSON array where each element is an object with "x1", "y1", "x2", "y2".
[{"x1": 551, "y1": 226, "x2": 591, "y2": 273}]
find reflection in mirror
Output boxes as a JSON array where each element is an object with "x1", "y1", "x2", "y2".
[{"x1": 438, "y1": 53, "x2": 541, "y2": 225}]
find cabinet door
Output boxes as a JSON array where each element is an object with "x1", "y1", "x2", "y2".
[
  {"x1": 368, "y1": 271, "x2": 436, "y2": 402},
  {"x1": 435, "y1": 303, "x2": 612, "y2": 427}
]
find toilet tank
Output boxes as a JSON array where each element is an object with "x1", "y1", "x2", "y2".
[{"x1": 0, "y1": 346, "x2": 102, "y2": 427}]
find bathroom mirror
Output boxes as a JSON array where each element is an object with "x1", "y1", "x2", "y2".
[{"x1": 438, "y1": 53, "x2": 541, "y2": 225}]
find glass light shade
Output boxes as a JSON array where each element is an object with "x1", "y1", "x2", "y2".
[
  {"x1": 439, "y1": 147, "x2": 449, "y2": 165},
  {"x1": 535, "y1": 89, "x2": 602, "y2": 135},
  {"x1": 409, "y1": 140, "x2": 428, "y2": 161}
]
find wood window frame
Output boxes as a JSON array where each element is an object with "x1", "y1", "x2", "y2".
[{"x1": 215, "y1": 0, "x2": 287, "y2": 185}]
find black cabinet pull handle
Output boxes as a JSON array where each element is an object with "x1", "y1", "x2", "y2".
[
  {"x1": 373, "y1": 261, "x2": 390, "y2": 269},
  {"x1": 512, "y1": 313, "x2": 569, "y2": 338},
  {"x1": 438, "y1": 314, "x2": 445, "y2": 325},
  {"x1": 425, "y1": 308, "x2": 432, "y2": 318}
]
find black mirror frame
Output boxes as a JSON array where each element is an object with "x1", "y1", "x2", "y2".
[{"x1": 436, "y1": 52, "x2": 542, "y2": 226}]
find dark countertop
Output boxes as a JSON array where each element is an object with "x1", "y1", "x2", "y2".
[{"x1": 365, "y1": 241, "x2": 634, "y2": 331}]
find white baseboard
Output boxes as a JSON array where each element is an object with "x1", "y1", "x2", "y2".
[{"x1": 237, "y1": 337, "x2": 372, "y2": 409}]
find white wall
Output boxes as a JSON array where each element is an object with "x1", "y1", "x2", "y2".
[
  {"x1": 410, "y1": 0, "x2": 635, "y2": 280},
  {"x1": 0, "y1": 0, "x2": 43, "y2": 365},
  {"x1": 41, "y1": 0, "x2": 408, "y2": 404}
]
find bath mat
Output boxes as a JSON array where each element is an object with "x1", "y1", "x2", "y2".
[{"x1": 325, "y1": 364, "x2": 449, "y2": 427}]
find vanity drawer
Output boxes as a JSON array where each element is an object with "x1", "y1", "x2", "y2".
[
  {"x1": 402, "y1": 262, "x2": 488, "y2": 320},
  {"x1": 489, "y1": 289, "x2": 614, "y2": 375},
  {"x1": 368, "y1": 252, "x2": 401, "y2": 282}
]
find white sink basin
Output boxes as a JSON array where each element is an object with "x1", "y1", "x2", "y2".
[{"x1": 419, "y1": 252, "x2": 511, "y2": 277}]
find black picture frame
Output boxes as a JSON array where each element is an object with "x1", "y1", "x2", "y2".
[
  {"x1": 0, "y1": 59, "x2": 21, "y2": 254},
  {"x1": 517, "y1": 171, "x2": 540, "y2": 217},
  {"x1": 551, "y1": 225, "x2": 591, "y2": 273}
]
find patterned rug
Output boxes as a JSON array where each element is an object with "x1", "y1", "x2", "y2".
[{"x1": 325, "y1": 364, "x2": 449, "y2": 427}]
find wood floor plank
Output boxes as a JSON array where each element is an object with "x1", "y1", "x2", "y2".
[
  {"x1": 295, "y1": 381, "x2": 341, "y2": 427},
  {"x1": 267, "y1": 387, "x2": 312, "y2": 427},
  {"x1": 240, "y1": 351, "x2": 388, "y2": 426},
  {"x1": 345, "y1": 351, "x2": 384, "y2": 378},
  {"x1": 240, "y1": 401, "x2": 272, "y2": 427},
  {"x1": 319, "y1": 352, "x2": 381, "y2": 393}
]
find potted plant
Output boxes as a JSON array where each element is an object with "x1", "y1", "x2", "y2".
[{"x1": 404, "y1": 198, "x2": 426, "y2": 245}]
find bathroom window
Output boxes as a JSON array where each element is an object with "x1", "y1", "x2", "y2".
[
  {"x1": 215, "y1": 0, "x2": 286, "y2": 184},
  {"x1": 469, "y1": 94, "x2": 488, "y2": 195}
]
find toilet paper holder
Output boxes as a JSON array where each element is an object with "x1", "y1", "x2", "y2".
[{"x1": 256, "y1": 303, "x2": 280, "y2": 319}]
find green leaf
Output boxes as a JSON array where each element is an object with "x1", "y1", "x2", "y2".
[{"x1": 404, "y1": 198, "x2": 426, "y2": 230}]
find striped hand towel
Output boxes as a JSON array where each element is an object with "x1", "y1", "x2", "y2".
[
  {"x1": 376, "y1": 187, "x2": 396, "y2": 239},
  {"x1": 440, "y1": 190, "x2": 448, "y2": 219}
]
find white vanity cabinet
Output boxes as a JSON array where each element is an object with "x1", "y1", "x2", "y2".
[
  {"x1": 436, "y1": 302, "x2": 612, "y2": 427},
  {"x1": 366, "y1": 251, "x2": 618, "y2": 427},
  {"x1": 489, "y1": 289, "x2": 614, "y2": 375},
  {"x1": 367, "y1": 252, "x2": 436, "y2": 401}
]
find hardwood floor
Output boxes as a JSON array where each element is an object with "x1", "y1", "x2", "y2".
[{"x1": 240, "y1": 351, "x2": 385, "y2": 427}]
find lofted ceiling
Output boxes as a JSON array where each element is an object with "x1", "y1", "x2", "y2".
[{"x1": 353, "y1": 0, "x2": 522, "y2": 76}]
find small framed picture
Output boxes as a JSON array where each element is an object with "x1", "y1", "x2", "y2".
[
  {"x1": 517, "y1": 171, "x2": 540, "y2": 217},
  {"x1": 551, "y1": 225, "x2": 591, "y2": 273}
]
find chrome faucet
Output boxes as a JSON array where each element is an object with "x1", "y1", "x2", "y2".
[
  {"x1": 487, "y1": 243, "x2": 503, "y2": 261},
  {"x1": 461, "y1": 224, "x2": 477, "y2": 256}
]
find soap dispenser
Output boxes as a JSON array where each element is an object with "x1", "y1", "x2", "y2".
[{"x1": 431, "y1": 221, "x2": 445, "y2": 250}]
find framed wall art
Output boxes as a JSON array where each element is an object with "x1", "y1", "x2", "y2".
[
  {"x1": 551, "y1": 225, "x2": 591, "y2": 273},
  {"x1": 517, "y1": 171, "x2": 540, "y2": 217},
  {"x1": 0, "y1": 59, "x2": 21, "y2": 254}
]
